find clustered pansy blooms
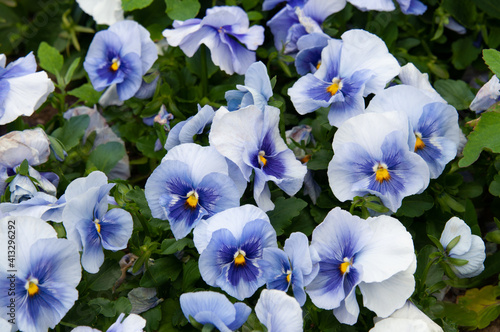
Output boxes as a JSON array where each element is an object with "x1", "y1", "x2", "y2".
[{"x1": 2, "y1": 0, "x2": 499, "y2": 331}]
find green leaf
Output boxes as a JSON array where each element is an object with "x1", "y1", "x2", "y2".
[
  {"x1": 47, "y1": 135, "x2": 66, "y2": 161},
  {"x1": 202, "y1": 323, "x2": 215, "y2": 332},
  {"x1": 459, "y1": 112, "x2": 500, "y2": 167},
  {"x1": 458, "y1": 285, "x2": 500, "y2": 329},
  {"x1": 476, "y1": 0, "x2": 500, "y2": 19},
  {"x1": 489, "y1": 174, "x2": 500, "y2": 196},
  {"x1": 182, "y1": 259, "x2": 200, "y2": 291},
  {"x1": 446, "y1": 235, "x2": 461, "y2": 252},
  {"x1": 140, "y1": 257, "x2": 182, "y2": 287},
  {"x1": 88, "y1": 298, "x2": 116, "y2": 317},
  {"x1": 86, "y1": 142, "x2": 126, "y2": 175},
  {"x1": 442, "y1": 0, "x2": 477, "y2": 27},
  {"x1": 51, "y1": 114, "x2": 90, "y2": 151},
  {"x1": 165, "y1": 0, "x2": 200, "y2": 20},
  {"x1": 448, "y1": 257, "x2": 469, "y2": 267},
  {"x1": 17, "y1": 159, "x2": 29, "y2": 176},
  {"x1": 68, "y1": 83, "x2": 103, "y2": 106},
  {"x1": 434, "y1": 79, "x2": 475, "y2": 110},
  {"x1": 161, "y1": 238, "x2": 194, "y2": 255},
  {"x1": 483, "y1": 49, "x2": 500, "y2": 78},
  {"x1": 428, "y1": 234, "x2": 445, "y2": 252},
  {"x1": 87, "y1": 259, "x2": 122, "y2": 291},
  {"x1": 395, "y1": 193, "x2": 434, "y2": 217},
  {"x1": 267, "y1": 197, "x2": 308, "y2": 236},
  {"x1": 486, "y1": 230, "x2": 500, "y2": 244},
  {"x1": 64, "y1": 57, "x2": 80, "y2": 84},
  {"x1": 143, "y1": 305, "x2": 162, "y2": 332},
  {"x1": 114, "y1": 297, "x2": 132, "y2": 314},
  {"x1": 122, "y1": 0, "x2": 154, "y2": 11},
  {"x1": 452, "y1": 38, "x2": 481, "y2": 70},
  {"x1": 37, "y1": 41, "x2": 63, "y2": 75},
  {"x1": 307, "y1": 149, "x2": 333, "y2": 170},
  {"x1": 126, "y1": 188, "x2": 153, "y2": 219}
]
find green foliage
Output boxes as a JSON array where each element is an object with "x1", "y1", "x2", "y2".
[
  {"x1": 483, "y1": 49, "x2": 500, "y2": 78},
  {"x1": 37, "y1": 41, "x2": 63, "y2": 75},
  {"x1": 68, "y1": 83, "x2": 103, "y2": 106},
  {"x1": 51, "y1": 115, "x2": 90, "y2": 151},
  {"x1": 267, "y1": 197, "x2": 308, "y2": 236},
  {"x1": 123, "y1": 0, "x2": 155, "y2": 11},
  {"x1": 460, "y1": 112, "x2": 500, "y2": 167},
  {"x1": 165, "y1": 0, "x2": 200, "y2": 20},
  {"x1": 434, "y1": 79, "x2": 475, "y2": 110},
  {"x1": 86, "y1": 142, "x2": 126, "y2": 175}
]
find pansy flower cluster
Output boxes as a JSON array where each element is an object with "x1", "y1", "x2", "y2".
[{"x1": 1, "y1": 0, "x2": 496, "y2": 331}]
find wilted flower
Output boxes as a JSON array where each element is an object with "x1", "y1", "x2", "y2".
[
  {"x1": 225, "y1": 61, "x2": 273, "y2": 112},
  {"x1": 306, "y1": 208, "x2": 416, "y2": 324},
  {"x1": 366, "y1": 85, "x2": 461, "y2": 179},
  {"x1": 209, "y1": 105, "x2": 307, "y2": 211},
  {"x1": 76, "y1": 0, "x2": 124, "y2": 26},
  {"x1": 264, "y1": 0, "x2": 345, "y2": 54},
  {"x1": 370, "y1": 301, "x2": 443, "y2": 332},
  {"x1": 84, "y1": 20, "x2": 157, "y2": 101},
  {"x1": 145, "y1": 143, "x2": 240, "y2": 239},
  {"x1": 164, "y1": 105, "x2": 215, "y2": 151},
  {"x1": 469, "y1": 75, "x2": 500, "y2": 113},
  {"x1": 262, "y1": 232, "x2": 318, "y2": 306},
  {"x1": 0, "y1": 216, "x2": 81, "y2": 332},
  {"x1": 440, "y1": 217, "x2": 486, "y2": 278},
  {"x1": 163, "y1": 6, "x2": 264, "y2": 75},
  {"x1": 180, "y1": 291, "x2": 251, "y2": 331},
  {"x1": 288, "y1": 29, "x2": 400, "y2": 127},
  {"x1": 194, "y1": 205, "x2": 278, "y2": 300},
  {"x1": 328, "y1": 112, "x2": 429, "y2": 212},
  {"x1": 255, "y1": 289, "x2": 303, "y2": 332},
  {"x1": 0, "y1": 53, "x2": 54, "y2": 125},
  {"x1": 62, "y1": 171, "x2": 133, "y2": 273}
]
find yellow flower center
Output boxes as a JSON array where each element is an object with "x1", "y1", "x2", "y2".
[
  {"x1": 374, "y1": 163, "x2": 391, "y2": 184},
  {"x1": 110, "y1": 58, "x2": 120, "y2": 72},
  {"x1": 94, "y1": 219, "x2": 101, "y2": 233},
  {"x1": 234, "y1": 250, "x2": 246, "y2": 266},
  {"x1": 339, "y1": 257, "x2": 352, "y2": 275},
  {"x1": 26, "y1": 279, "x2": 39, "y2": 296},
  {"x1": 286, "y1": 270, "x2": 292, "y2": 283},
  {"x1": 185, "y1": 190, "x2": 199, "y2": 209},
  {"x1": 326, "y1": 78, "x2": 342, "y2": 96},
  {"x1": 258, "y1": 150, "x2": 267, "y2": 167},
  {"x1": 414, "y1": 133, "x2": 425, "y2": 152},
  {"x1": 316, "y1": 61, "x2": 321, "y2": 70}
]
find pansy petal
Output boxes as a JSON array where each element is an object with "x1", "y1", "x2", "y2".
[
  {"x1": 439, "y1": 217, "x2": 473, "y2": 256},
  {"x1": 77, "y1": 221, "x2": 104, "y2": 273},
  {"x1": 451, "y1": 235, "x2": 485, "y2": 278},
  {"x1": 99, "y1": 208, "x2": 133, "y2": 251},
  {"x1": 333, "y1": 289, "x2": 360, "y2": 325},
  {"x1": 255, "y1": 289, "x2": 303, "y2": 332}
]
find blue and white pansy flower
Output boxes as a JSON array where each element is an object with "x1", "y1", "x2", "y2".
[
  {"x1": 225, "y1": 61, "x2": 273, "y2": 112},
  {"x1": 469, "y1": 75, "x2": 500, "y2": 113},
  {"x1": 295, "y1": 32, "x2": 331, "y2": 75},
  {"x1": 0, "y1": 216, "x2": 81, "y2": 332},
  {"x1": 163, "y1": 6, "x2": 264, "y2": 75},
  {"x1": 264, "y1": 0, "x2": 345, "y2": 55},
  {"x1": 288, "y1": 29, "x2": 400, "y2": 127},
  {"x1": 194, "y1": 205, "x2": 278, "y2": 300},
  {"x1": 440, "y1": 217, "x2": 486, "y2": 278},
  {"x1": 180, "y1": 291, "x2": 251, "y2": 331},
  {"x1": 0, "y1": 53, "x2": 54, "y2": 125},
  {"x1": 84, "y1": 20, "x2": 157, "y2": 101},
  {"x1": 306, "y1": 208, "x2": 416, "y2": 325},
  {"x1": 145, "y1": 143, "x2": 241, "y2": 240},
  {"x1": 209, "y1": 105, "x2": 307, "y2": 211},
  {"x1": 348, "y1": 0, "x2": 427, "y2": 15},
  {"x1": 255, "y1": 289, "x2": 303, "y2": 332},
  {"x1": 164, "y1": 105, "x2": 215, "y2": 151},
  {"x1": 328, "y1": 112, "x2": 430, "y2": 212},
  {"x1": 62, "y1": 171, "x2": 133, "y2": 273},
  {"x1": 366, "y1": 85, "x2": 461, "y2": 179},
  {"x1": 261, "y1": 232, "x2": 318, "y2": 306}
]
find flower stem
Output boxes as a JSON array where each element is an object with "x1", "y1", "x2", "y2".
[{"x1": 418, "y1": 256, "x2": 440, "y2": 295}]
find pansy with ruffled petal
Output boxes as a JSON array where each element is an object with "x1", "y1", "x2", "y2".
[
  {"x1": 262, "y1": 232, "x2": 318, "y2": 306},
  {"x1": 0, "y1": 53, "x2": 54, "y2": 125},
  {"x1": 306, "y1": 207, "x2": 416, "y2": 324},
  {"x1": 440, "y1": 217, "x2": 486, "y2": 278},
  {"x1": 255, "y1": 289, "x2": 303, "y2": 332},
  {"x1": 289, "y1": 29, "x2": 400, "y2": 127},
  {"x1": 328, "y1": 112, "x2": 429, "y2": 212},
  {"x1": 265, "y1": 0, "x2": 346, "y2": 55},
  {"x1": 62, "y1": 172, "x2": 133, "y2": 273},
  {"x1": 225, "y1": 61, "x2": 272, "y2": 111},
  {"x1": 370, "y1": 301, "x2": 443, "y2": 332},
  {"x1": 84, "y1": 20, "x2": 157, "y2": 101},
  {"x1": 163, "y1": 6, "x2": 264, "y2": 75},
  {"x1": 76, "y1": 0, "x2": 124, "y2": 26},
  {"x1": 145, "y1": 143, "x2": 240, "y2": 240},
  {"x1": 366, "y1": 85, "x2": 461, "y2": 179},
  {"x1": 194, "y1": 205, "x2": 278, "y2": 300},
  {"x1": 0, "y1": 216, "x2": 81, "y2": 332},
  {"x1": 180, "y1": 291, "x2": 251, "y2": 331},
  {"x1": 210, "y1": 105, "x2": 307, "y2": 211}
]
